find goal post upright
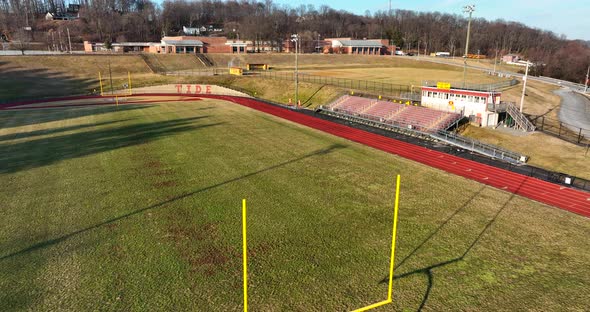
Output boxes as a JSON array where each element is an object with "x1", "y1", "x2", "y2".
[{"x1": 351, "y1": 174, "x2": 401, "y2": 312}]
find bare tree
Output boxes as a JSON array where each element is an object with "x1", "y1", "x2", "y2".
[{"x1": 11, "y1": 28, "x2": 32, "y2": 54}]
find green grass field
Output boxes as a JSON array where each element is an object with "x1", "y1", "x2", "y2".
[
  {"x1": 2, "y1": 53, "x2": 588, "y2": 189},
  {"x1": 1, "y1": 99, "x2": 589, "y2": 311}
]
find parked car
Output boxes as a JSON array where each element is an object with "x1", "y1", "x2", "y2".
[{"x1": 394, "y1": 50, "x2": 405, "y2": 56}]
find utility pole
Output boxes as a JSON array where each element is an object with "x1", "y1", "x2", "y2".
[
  {"x1": 389, "y1": 0, "x2": 391, "y2": 16},
  {"x1": 67, "y1": 27, "x2": 72, "y2": 53},
  {"x1": 462, "y1": 4, "x2": 475, "y2": 88},
  {"x1": 585, "y1": 65, "x2": 589, "y2": 93},
  {"x1": 317, "y1": 33, "x2": 320, "y2": 53},
  {"x1": 520, "y1": 61, "x2": 529, "y2": 113}
]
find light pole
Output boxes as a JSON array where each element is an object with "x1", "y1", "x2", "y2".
[
  {"x1": 493, "y1": 44, "x2": 498, "y2": 75},
  {"x1": 519, "y1": 60, "x2": 529, "y2": 113},
  {"x1": 462, "y1": 4, "x2": 475, "y2": 88},
  {"x1": 585, "y1": 65, "x2": 589, "y2": 93},
  {"x1": 233, "y1": 28, "x2": 240, "y2": 54},
  {"x1": 317, "y1": 33, "x2": 320, "y2": 53},
  {"x1": 291, "y1": 34, "x2": 299, "y2": 108},
  {"x1": 66, "y1": 27, "x2": 72, "y2": 53}
]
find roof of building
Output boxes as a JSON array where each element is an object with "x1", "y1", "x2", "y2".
[
  {"x1": 339, "y1": 40, "x2": 383, "y2": 47},
  {"x1": 226, "y1": 41, "x2": 247, "y2": 47},
  {"x1": 112, "y1": 42, "x2": 156, "y2": 47},
  {"x1": 161, "y1": 39, "x2": 204, "y2": 46}
]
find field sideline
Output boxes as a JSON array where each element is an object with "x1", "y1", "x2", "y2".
[{"x1": 1, "y1": 97, "x2": 589, "y2": 311}]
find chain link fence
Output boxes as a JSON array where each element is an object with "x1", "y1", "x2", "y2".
[{"x1": 256, "y1": 71, "x2": 417, "y2": 99}]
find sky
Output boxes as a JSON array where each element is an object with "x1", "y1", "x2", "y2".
[{"x1": 253, "y1": 0, "x2": 589, "y2": 41}]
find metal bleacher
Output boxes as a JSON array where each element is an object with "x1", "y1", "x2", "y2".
[
  {"x1": 318, "y1": 95, "x2": 528, "y2": 164},
  {"x1": 324, "y1": 95, "x2": 463, "y2": 133}
]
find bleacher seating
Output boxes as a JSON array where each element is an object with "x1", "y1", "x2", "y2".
[{"x1": 327, "y1": 95, "x2": 462, "y2": 132}]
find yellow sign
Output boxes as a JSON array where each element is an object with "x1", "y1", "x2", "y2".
[
  {"x1": 437, "y1": 82, "x2": 451, "y2": 90},
  {"x1": 230, "y1": 67, "x2": 243, "y2": 76}
]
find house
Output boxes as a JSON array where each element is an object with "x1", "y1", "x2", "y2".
[
  {"x1": 181, "y1": 25, "x2": 224, "y2": 36},
  {"x1": 502, "y1": 54, "x2": 520, "y2": 63},
  {"x1": 45, "y1": 12, "x2": 79, "y2": 21},
  {"x1": 45, "y1": 4, "x2": 81, "y2": 21},
  {"x1": 182, "y1": 26, "x2": 201, "y2": 36}
]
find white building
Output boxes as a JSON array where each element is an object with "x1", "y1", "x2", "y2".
[{"x1": 421, "y1": 85, "x2": 502, "y2": 127}]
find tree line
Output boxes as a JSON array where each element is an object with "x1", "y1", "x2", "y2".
[{"x1": 1, "y1": 0, "x2": 589, "y2": 83}]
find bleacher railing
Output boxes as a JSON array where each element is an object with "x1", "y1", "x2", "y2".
[
  {"x1": 320, "y1": 97, "x2": 528, "y2": 164},
  {"x1": 421, "y1": 79, "x2": 519, "y2": 92},
  {"x1": 431, "y1": 130, "x2": 528, "y2": 164}
]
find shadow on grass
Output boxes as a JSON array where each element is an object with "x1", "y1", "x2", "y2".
[
  {"x1": 0, "y1": 116, "x2": 218, "y2": 174},
  {"x1": 0, "y1": 118, "x2": 135, "y2": 142},
  {"x1": 0, "y1": 62, "x2": 98, "y2": 102},
  {"x1": 380, "y1": 180, "x2": 526, "y2": 311},
  {"x1": 0, "y1": 104, "x2": 151, "y2": 129},
  {"x1": 0, "y1": 143, "x2": 345, "y2": 262}
]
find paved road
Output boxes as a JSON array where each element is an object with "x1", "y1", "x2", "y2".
[
  {"x1": 407, "y1": 56, "x2": 588, "y2": 92},
  {"x1": 556, "y1": 88, "x2": 590, "y2": 136}
]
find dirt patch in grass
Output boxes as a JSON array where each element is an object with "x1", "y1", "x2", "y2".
[
  {"x1": 151, "y1": 169, "x2": 174, "y2": 177},
  {"x1": 193, "y1": 246, "x2": 233, "y2": 276},
  {"x1": 145, "y1": 160, "x2": 163, "y2": 168},
  {"x1": 152, "y1": 180, "x2": 178, "y2": 188},
  {"x1": 166, "y1": 220, "x2": 238, "y2": 277}
]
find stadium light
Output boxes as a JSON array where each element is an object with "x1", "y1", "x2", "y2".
[
  {"x1": 462, "y1": 4, "x2": 475, "y2": 88},
  {"x1": 291, "y1": 34, "x2": 299, "y2": 108}
]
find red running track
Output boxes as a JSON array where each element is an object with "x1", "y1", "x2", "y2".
[
  {"x1": 3, "y1": 93, "x2": 589, "y2": 217},
  {"x1": 201, "y1": 95, "x2": 590, "y2": 218}
]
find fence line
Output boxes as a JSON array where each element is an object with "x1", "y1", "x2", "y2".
[
  {"x1": 254, "y1": 71, "x2": 416, "y2": 98},
  {"x1": 528, "y1": 115, "x2": 590, "y2": 145}
]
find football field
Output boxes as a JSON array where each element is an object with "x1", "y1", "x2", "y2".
[{"x1": 1, "y1": 98, "x2": 589, "y2": 311}]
